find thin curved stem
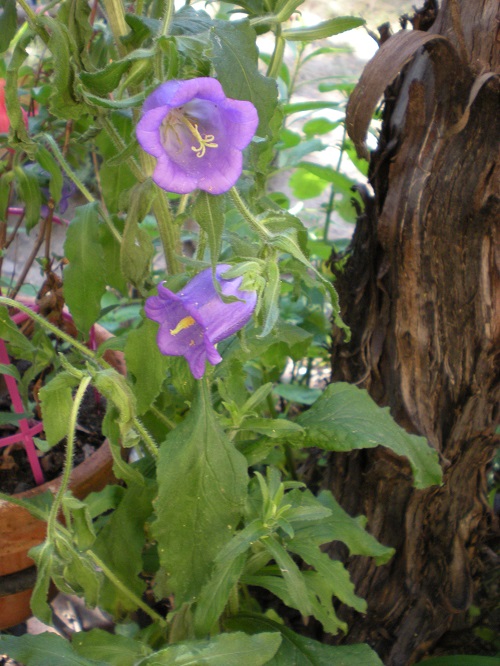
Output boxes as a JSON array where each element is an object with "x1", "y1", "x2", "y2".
[
  {"x1": 229, "y1": 188, "x2": 271, "y2": 241},
  {"x1": 47, "y1": 376, "x2": 92, "y2": 541}
]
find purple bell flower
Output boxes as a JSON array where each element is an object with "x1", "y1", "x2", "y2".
[
  {"x1": 145, "y1": 264, "x2": 257, "y2": 379},
  {"x1": 136, "y1": 78, "x2": 259, "y2": 195}
]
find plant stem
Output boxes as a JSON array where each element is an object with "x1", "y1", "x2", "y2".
[
  {"x1": 133, "y1": 416, "x2": 159, "y2": 458},
  {"x1": 160, "y1": 0, "x2": 175, "y2": 36},
  {"x1": 150, "y1": 404, "x2": 177, "y2": 430},
  {"x1": 0, "y1": 297, "x2": 101, "y2": 363},
  {"x1": 99, "y1": 116, "x2": 143, "y2": 181},
  {"x1": 47, "y1": 376, "x2": 92, "y2": 542},
  {"x1": 100, "y1": 0, "x2": 128, "y2": 56},
  {"x1": 88, "y1": 550, "x2": 167, "y2": 626},
  {"x1": 267, "y1": 33, "x2": 285, "y2": 79},
  {"x1": 229, "y1": 188, "x2": 271, "y2": 242}
]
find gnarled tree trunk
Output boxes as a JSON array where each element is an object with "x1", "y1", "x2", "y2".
[{"x1": 323, "y1": 1, "x2": 499, "y2": 663}]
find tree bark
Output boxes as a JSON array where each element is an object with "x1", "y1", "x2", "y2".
[{"x1": 323, "y1": 1, "x2": 499, "y2": 663}]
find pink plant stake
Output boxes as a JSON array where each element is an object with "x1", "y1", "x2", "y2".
[{"x1": 0, "y1": 336, "x2": 45, "y2": 486}]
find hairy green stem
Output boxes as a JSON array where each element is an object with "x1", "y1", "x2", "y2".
[
  {"x1": 133, "y1": 416, "x2": 159, "y2": 458},
  {"x1": 99, "y1": 116, "x2": 143, "y2": 181},
  {"x1": 150, "y1": 404, "x2": 177, "y2": 430},
  {"x1": 160, "y1": 0, "x2": 175, "y2": 36},
  {"x1": 16, "y1": 0, "x2": 39, "y2": 26},
  {"x1": 100, "y1": 0, "x2": 128, "y2": 56},
  {"x1": 229, "y1": 188, "x2": 271, "y2": 242},
  {"x1": 88, "y1": 551, "x2": 167, "y2": 626},
  {"x1": 47, "y1": 376, "x2": 92, "y2": 541},
  {"x1": 0, "y1": 297, "x2": 102, "y2": 362}
]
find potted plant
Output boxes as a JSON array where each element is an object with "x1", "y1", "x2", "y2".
[{"x1": 0, "y1": 1, "x2": 448, "y2": 664}]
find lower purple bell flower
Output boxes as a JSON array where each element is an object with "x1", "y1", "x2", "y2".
[
  {"x1": 145, "y1": 265, "x2": 257, "y2": 379},
  {"x1": 136, "y1": 77, "x2": 259, "y2": 195}
]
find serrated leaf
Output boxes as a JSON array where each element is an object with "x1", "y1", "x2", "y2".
[
  {"x1": 73, "y1": 629, "x2": 152, "y2": 666},
  {"x1": 125, "y1": 316, "x2": 169, "y2": 414},
  {"x1": 296, "y1": 383, "x2": 442, "y2": 489},
  {"x1": 63, "y1": 203, "x2": 107, "y2": 334},
  {"x1": 137, "y1": 631, "x2": 281, "y2": 666},
  {"x1": 225, "y1": 614, "x2": 385, "y2": 665},
  {"x1": 210, "y1": 20, "x2": 278, "y2": 135},
  {"x1": 39, "y1": 371, "x2": 79, "y2": 446},
  {"x1": 193, "y1": 191, "x2": 225, "y2": 269},
  {"x1": 152, "y1": 380, "x2": 248, "y2": 604},
  {"x1": 0, "y1": 633, "x2": 105, "y2": 666}
]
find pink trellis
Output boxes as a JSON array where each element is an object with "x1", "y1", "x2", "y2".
[{"x1": 0, "y1": 301, "x2": 92, "y2": 487}]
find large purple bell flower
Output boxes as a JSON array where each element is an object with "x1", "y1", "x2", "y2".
[
  {"x1": 145, "y1": 265, "x2": 257, "y2": 379},
  {"x1": 136, "y1": 78, "x2": 259, "y2": 195}
]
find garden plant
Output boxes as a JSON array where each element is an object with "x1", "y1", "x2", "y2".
[{"x1": 0, "y1": 0, "x2": 496, "y2": 664}]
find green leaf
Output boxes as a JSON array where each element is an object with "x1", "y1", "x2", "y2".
[
  {"x1": 225, "y1": 614, "x2": 384, "y2": 665},
  {"x1": 35, "y1": 145, "x2": 64, "y2": 205},
  {"x1": 296, "y1": 383, "x2": 442, "y2": 489},
  {"x1": 239, "y1": 418, "x2": 304, "y2": 439},
  {"x1": 282, "y1": 16, "x2": 365, "y2": 42},
  {"x1": 193, "y1": 192, "x2": 225, "y2": 268},
  {"x1": 120, "y1": 180, "x2": 156, "y2": 289},
  {"x1": 137, "y1": 631, "x2": 281, "y2": 666},
  {"x1": 302, "y1": 118, "x2": 340, "y2": 137},
  {"x1": 125, "y1": 316, "x2": 170, "y2": 415},
  {"x1": 273, "y1": 384, "x2": 322, "y2": 406},
  {"x1": 92, "y1": 481, "x2": 156, "y2": 616},
  {"x1": 63, "y1": 203, "x2": 107, "y2": 334},
  {"x1": 0, "y1": 362, "x2": 20, "y2": 380},
  {"x1": 210, "y1": 20, "x2": 278, "y2": 135},
  {"x1": 27, "y1": 542, "x2": 57, "y2": 625},
  {"x1": 0, "y1": 633, "x2": 105, "y2": 666},
  {"x1": 39, "y1": 16, "x2": 83, "y2": 119},
  {"x1": 152, "y1": 380, "x2": 248, "y2": 604},
  {"x1": 260, "y1": 260, "x2": 281, "y2": 337},
  {"x1": 73, "y1": 629, "x2": 152, "y2": 666},
  {"x1": 14, "y1": 166, "x2": 42, "y2": 230},
  {"x1": 0, "y1": 0, "x2": 17, "y2": 54},
  {"x1": 288, "y1": 541, "x2": 366, "y2": 612},
  {"x1": 93, "y1": 368, "x2": 136, "y2": 442},
  {"x1": 261, "y1": 537, "x2": 312, "y2": 616},
  {"x1": 194, "y1": 552, "x2": 247, "y2": 636},
  {"x1": 39, "y1": 371, "x2": 79, "y2": 446}
]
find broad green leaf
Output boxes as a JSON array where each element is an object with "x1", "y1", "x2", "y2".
[
  {"x1": 225, "y1": 614, "x2": 384, "y2": 665},
  {"x1": 63, "y1": 203, "x2": 107, "y2": 334},
  {"x1": 193, "y1": 191, "x2": 225, "y2": 268},
  {"x1": 152, "y1": 380, "x2": 248, "y2": 604},
  {"x1": 210, "y1": 20, "x2": 278, "y2": 135},
  {"x1": 0, "y1": 0, "x2": 16, "y2": 53},
  {"x1": 125, "y1": 316, "x2": 169, "y2": 414},
  {"x1": 14, "y1": 166, "x2": 42, "y2": 230},
  {"x1": 61, "y1": 495, "x2": 95, "y2": 551},
  {"x1": 273, "y1": 384, "x2": 321, "y2": 405},
  {"x1": 194, "y1": 552, "x2": 247, "y2": 636},
  {"x1": 0, "y1": 633, "x2": 105, "y2": 666},
  {"x1": 302, "y1": 118, "x2": 340, "y2": 136},
  {"x1": 259, "y1": 260, "x2": 281, "y2": 337},
  {"x1": 296, "y1": 383, "x2": 442, "y2": 489},
  {"x1": 39, "y1": 371, "x2": 79, "y2": 447},
  {"x1": 73, "y1": 629, "x2": 152, "y2": 666},
  {"x1": 93, "y1": 368, "x2": 136, "y2": 441},
  {"x1": 92, "y1": 480, "x2": 155, "y2": 615},
  {"x1": 239, "y1": 417, "x2": 304, "y2": 439},
  {"x1": 137, "y1": 631, "x2": 281, "y2": 666}
]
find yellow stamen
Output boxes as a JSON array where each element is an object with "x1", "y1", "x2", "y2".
[
  {"x1": 170, "y1": 315, "x2": 196, "y2": 336},
  {"x1": 177, "y1": 114, "x2": 218, "y2": 158}
]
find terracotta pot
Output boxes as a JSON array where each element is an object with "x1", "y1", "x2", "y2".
[{"x1": 0, "y1": 321, "x2": 125, "y2": 629}]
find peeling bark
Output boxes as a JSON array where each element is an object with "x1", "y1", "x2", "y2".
[{"x1": 323, "y1": 1, "x2": 500, "y2": 663}]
